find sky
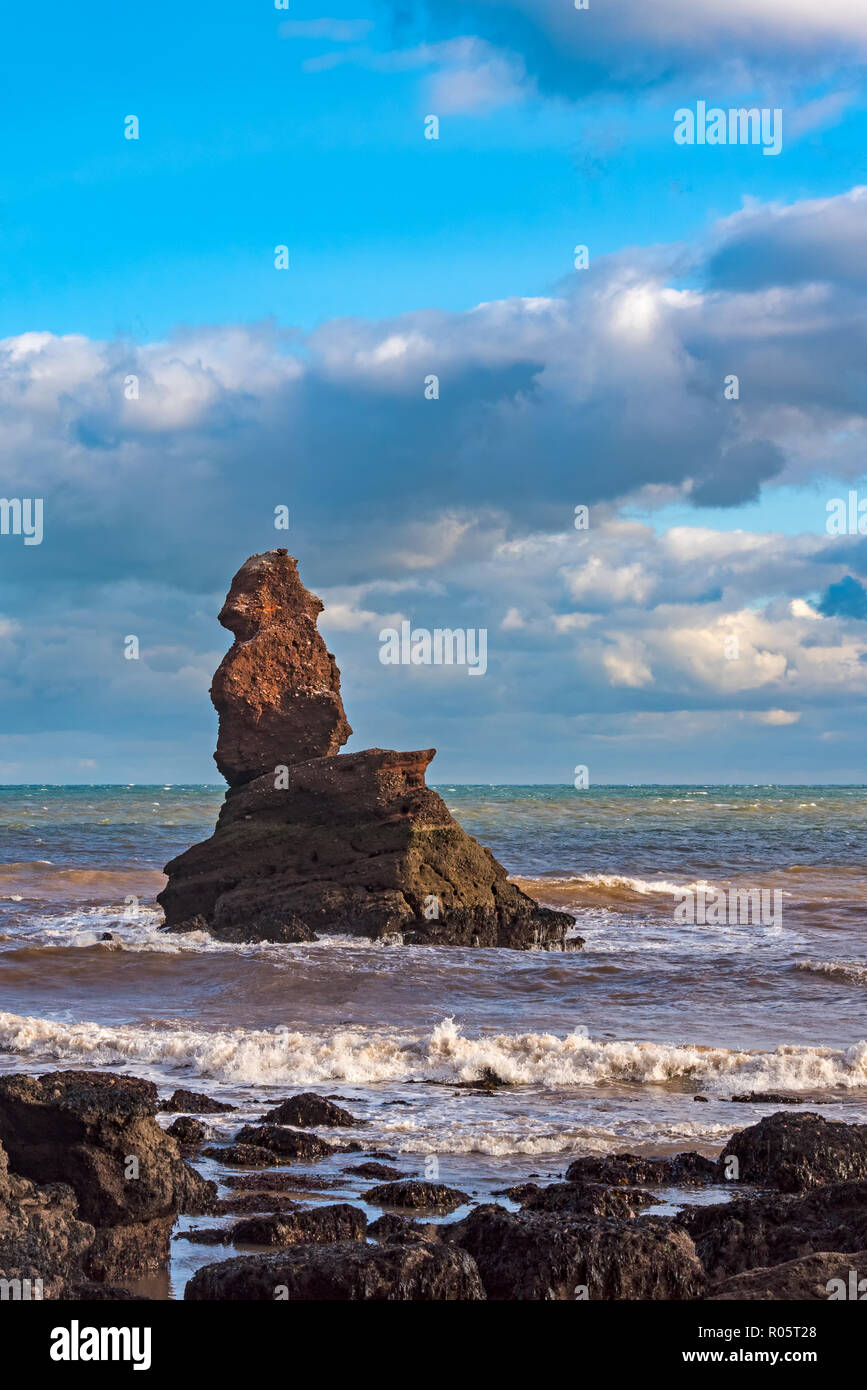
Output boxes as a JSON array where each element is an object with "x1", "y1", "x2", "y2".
[{"x1": 2, "y1": 0, "x2": 867, "y2": 783}]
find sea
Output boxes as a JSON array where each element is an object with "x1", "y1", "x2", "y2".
[{"x1": 1, "y1": 783, "x2": 865, "y2": 1295}]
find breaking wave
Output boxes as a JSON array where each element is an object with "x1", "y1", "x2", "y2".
[
  {"x1": 796, "y1": 960, "x2": 867, "y2": 988},
  {"x1": 0, "y1": 1013, "x2": 864, "y2": 1092}
]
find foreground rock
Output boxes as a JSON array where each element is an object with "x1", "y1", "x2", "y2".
[
  {"x1": 215, "y1": 1192, "x2": 300, "y2": 1215},
  {"x1": 160, "y1": 1089, "x2": 236, "y2": 1115},
  {"x1": 446, "y1": 1206, "x2": 705, "y2": 1300},
  {"x1": 0, "y1": 1071, "x2": 215, "y2": 1281},
  {"x1": 233, "y1": 1125, "x2": 338, "y2": 1159},
  {"x1": 718, "y1": 1111, "x2": 867, "y2": 1191},
  {"x1": 521, "y1": 1182, "x2": 660, "y2": 1219},
  {"x1": 159, "y1": 551, "x2": 576, "y2": 950},
  {"x1": 708, "y1": 1250, "x2": 867, "y2": 1301},
  {"x1": 682, "y1": 1179, "x2": 867, "y2": 1280},
  {"x1": 565, "y1": 1152, "x2": 716, "y2": 1187},
  {"x1": 166, "y1": 1117, "x2": 207, "y2": 1146},
  {"x1": 184, "y1": 1241, "x2": 486, "y2": 1300},
  {"x1": 0, "y1": 1139, "x2": 93, "y2": 1298},
  {"x1": 201, "y1": 1143, "x2": 280, "y2": 1167},
  {"x1": 368, "y1": 1214, "x2": 437, "y2": 1244},
  {"x1": 346, "y1": 1161, "x2": 406, "y2": 1181},
  {"x1": 365, "y1": 1180, "x2": 470, "y2": 1213},
  {"x1": 232, "y1": 1204, "x2": 366, "y2": 1246},
  {"x1": 259, "y1": 1093, "x2": 358, "y2": 1128},
  {"x1": 63, "y1": 1282, "x2": 152, "y2": 1301}
]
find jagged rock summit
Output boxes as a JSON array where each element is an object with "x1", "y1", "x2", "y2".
[
  {"x1": 158, "y1": 550, "x2": 577, "y2": 951},
  {"x1": 212, "y1": 549, "x2": 352, "y2": 786}
]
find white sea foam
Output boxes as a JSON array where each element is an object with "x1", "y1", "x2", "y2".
[
  {"x1": 0, "y1": 1012, "x2": 864, "y2": 1093},
  {"x1": 528, "y1": 873, "x2": 720, "y2": 896},
  {"x1": 796, "y1": 959, "x2": 867, "y2": 988}
]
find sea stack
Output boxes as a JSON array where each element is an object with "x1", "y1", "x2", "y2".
[{"x1": 158, "y1": 550, "x2": 577, "y2": 950}]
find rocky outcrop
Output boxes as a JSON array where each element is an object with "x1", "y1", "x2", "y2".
[
  {"x1": 258, "y1": 1093, "x2": 358, "y2": 1128},
  {"x1": 211, "y1": 550, "x2": 352, "y2": 787},
  {"x1": 0, "y1": 1139, "x2": 94, "y2": 1299},
  {"x1": 565, "y1": 1152, "x2": 717, "y2": 1187},
  {"x1": 717, "y1": 1111, "x2": 867, "y2": 1191},
  {"x1": 365, "y1": 1180, "x2": 470, "y2": 1213},
  {"x1": 216, "y1": 1191, "x2": 300, "y2": 1215},
  {"x1": 445, "y1": 1206, "x2": 705, "y2": 1300},
  {"x1": 233, "y1": 1125, "x2": 338, "y2": 1159},
  {"x1": 345, "y1": 1162, "x2": 407, "y2": 1181},
  {"x1": 231, "y1": 1204, "x2": 367, "y2": 1247},
  {"x1": 521, "y1": 1182, "x2": 660, "y2": 1219},
  {"x1": 201, "y1": 1143, "x2": 281, "y2": 1167},
  {"x1": 159, "y1": 551, "x2": 576, "y2": 950},
  {"x1": 707, "y1": 1251, "x2": 867, "y2": 1301},
  {"x1": 0, "y1": 1071, "x2": 215, "y2": 1281},
  {"x1": 368, "y1": 1214, "x2": 437, "y2": 1244},
  {"x1": 159, "y1": 1089, "x2": 236, "y2": 1115},
  {"x1": 682, "y1": 1179, "x2": 867, "y2": 1280},
  {"x1": 166, "y1": 1117, "x2": 207, "y2": 1146},
  {"x1": 184, "y1": 1241, "x2": 486, "y2": 1300}
]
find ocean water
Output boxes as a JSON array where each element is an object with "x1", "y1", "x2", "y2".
[{"x1": 1, "y1": 783, "x2": 865, "y2": 1295}]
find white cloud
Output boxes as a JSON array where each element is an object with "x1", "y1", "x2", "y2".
[
  {"x1": 603, "y1": 638, "x2": 654, "y2": 689},
  {"x1": 757, "y1": 709, "x2": 801, "y2": 725}
]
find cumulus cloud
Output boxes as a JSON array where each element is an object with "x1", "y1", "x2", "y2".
[
  {"x1": 384, "y1": 0, "x2": 867, "y2": 102},
  {"x1": 4, "y1": 184, "x2": 867, "y2": 776},
  {"x1": 757, "y1": 709, "x2": 801, "y2": 725},
  {"x1": 3, "y1": 185, "x2": 867, "y2": 608}
]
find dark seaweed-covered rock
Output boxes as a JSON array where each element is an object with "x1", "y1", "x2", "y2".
[
  {"x1": 63, "y1": 1282, "x2": 152, "y2": 1301},
  {"x1": 174, "y1": 1227, "x2": 232, "y2": 1246},
  {"x1": 0, "y1": 1071, "x2": 215, "y2": 1281},
  {"x1": 215, "y1": 1192, "x2": 300, "y2": 1215},
  {"x1": 259, "y1": 1093, "x2": 358, "y2": 1128},
  {"x1": 565, "y1": 1152, "x2": 717, "y2": 1187},
  {"x1": 454, "y1": 1068, "x2": 511, "y2": 1090},
  {"x1": 201, "y1": 1144, "x2": 280, "y2": 1168},
  {"x1": 232, "y1": 1204, "x2": 366, "y2": 1246},
  {"x1": 521, "y1": 1182, "x2": 661, "y2": 1219},
  {"x1": 446, "y1": 1205, "x2": 705, "y2": 1301},
  {"x1": 491, "y1": 1182, "x2": 541, "y2": 1203},
  {"x1": 681, "y1": 1179, "x2": 867, "y2": 1280},
  {"x1": 184, "y1": 1240, "x2": 486, "y2": 1300},
  {"x1": 166, "y1": 1117, "x2": 207, "y2": 1146},
  {"x1": 368, "y1": 1214, "x2": 437, "y2": 1244},
  {"x1": 729, "y1": 1092, "x2": 804, "y2": 1105},
  {"x1": 364, "y1": 1180, "x2": 470, "y2": 1213},
  {"x1": 233, "y1": 1125, "x2": 337, "y2": 1159},
  {"x1": 717, "y1": 1111, "x2": 867, "y2": 1191},
  {"x1": 345, "y1": 1162, "x2": 407, "y2": 1181},
  {"x1": 160, "y1": 1090, "x2": 237, "y2": 1115},
  {"x1": 707, "y1": 1251, "x2": 867, "y2": 1301},
  {"x1": 0, "y1": 1140, "x2": 94, "y2": 1298}
]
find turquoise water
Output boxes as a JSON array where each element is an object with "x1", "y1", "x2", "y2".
[{"x1": 2, "y1": 782, "x2": 864, "y2": 874}]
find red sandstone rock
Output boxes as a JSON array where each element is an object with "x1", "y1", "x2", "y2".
[
  {"x1": 159, "y1": 551, "x2": 578, "y2": 951},
  {"x1": 212, "y1": 550, "x2": 351, "y2": 786}
]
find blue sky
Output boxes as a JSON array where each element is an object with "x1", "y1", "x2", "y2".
[{"x1": 2, "y1": 0, "x2": 867, "y2": 783}]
